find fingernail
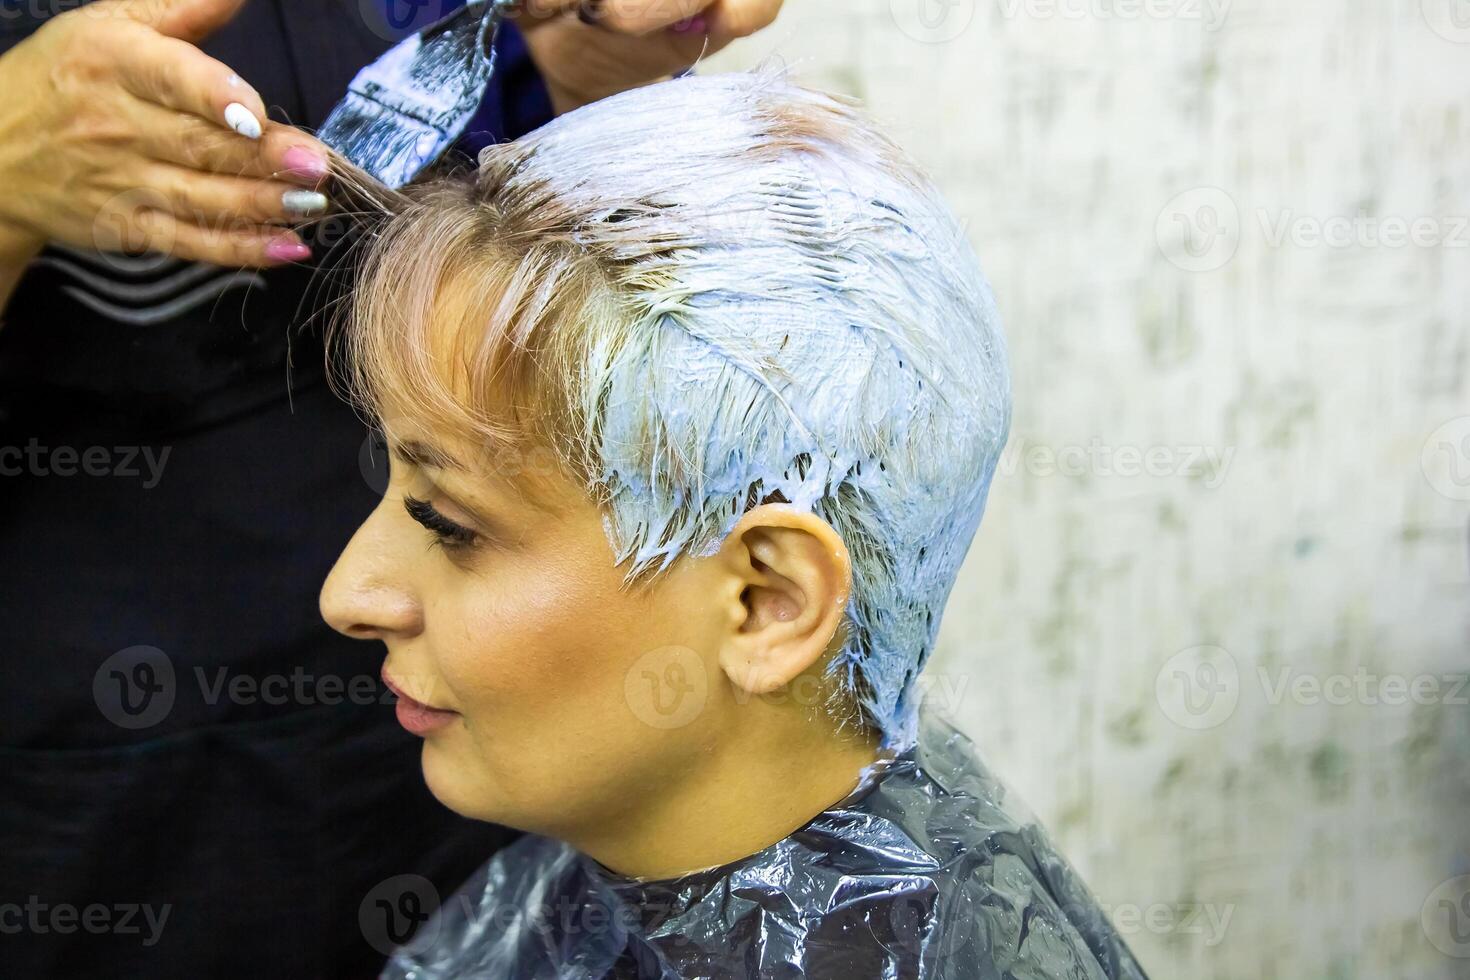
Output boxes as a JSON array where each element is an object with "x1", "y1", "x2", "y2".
[
  {"x1": 282, "y1": 190, "x2": 329, "y2": 218},
  {"x1": 224, "y1": 102, "x2": 262, "y2": 140},
  {"x1": 670, "y1": 15, "x2": 706, "y2": 33},
  {"x1": 265, "y1": 236, "x2": 312, "y2": 263},
  {"x1": 281, "y1": 146, "x2": 330, "y2": 182}
]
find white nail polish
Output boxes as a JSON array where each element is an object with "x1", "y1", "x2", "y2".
[{"x1": 224, "y1": 102, "x2": 261, "y2": 140}]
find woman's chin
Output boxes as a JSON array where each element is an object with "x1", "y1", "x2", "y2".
[
  {"x1": 419, "y1": 739, "x2": 477, "y2": 815},
  {"x1": 419, "y1": 739, "x2": 514, "y2": 826}
]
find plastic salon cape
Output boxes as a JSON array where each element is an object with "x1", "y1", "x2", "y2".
[{"x1": 382, "y1": 713, "x2": 1149, "y2": 979}]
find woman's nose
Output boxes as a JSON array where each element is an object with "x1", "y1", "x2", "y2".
[{"x1": 320, "y1": 506, "x2": 424, "y2": 641}]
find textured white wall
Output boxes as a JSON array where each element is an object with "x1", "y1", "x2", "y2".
[{"x1": 710, "y1": 2, "x2": 1470, "y2": 976}]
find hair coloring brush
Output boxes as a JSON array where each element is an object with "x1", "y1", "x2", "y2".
[{"x1": 318, "y1": 0, "x2": 516, "y2": 188}]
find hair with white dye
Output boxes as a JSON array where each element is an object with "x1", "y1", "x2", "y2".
[{"x1": 335, "y1": 70, "x2": 1011, "y2": 748}]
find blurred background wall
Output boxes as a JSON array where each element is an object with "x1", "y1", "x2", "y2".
[{"x1": 710, "y1": 2, "x2": 1470, "y2": 976}]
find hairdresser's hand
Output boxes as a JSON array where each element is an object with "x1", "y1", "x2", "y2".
[
  {"x1": 0, "y1": 0, "x2": 333, "y2": 270},
  {"x1": 515, "y1": 0, "x2": 782, "y2": 115}
]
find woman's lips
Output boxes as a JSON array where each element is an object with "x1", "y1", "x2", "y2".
[{"x1": 381, "y1": 668, "x2": 458, "y2": 737}]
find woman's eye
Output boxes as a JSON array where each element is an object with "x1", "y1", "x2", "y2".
[{"x1": 403, "y1": 496, "x2": 479, "y2": 551}]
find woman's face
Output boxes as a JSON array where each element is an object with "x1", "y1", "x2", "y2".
[{"x1": 319, "y1": 418, "x2": 731, "y2": 838}]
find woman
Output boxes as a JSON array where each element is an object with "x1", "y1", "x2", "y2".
[
  {"x1": 0, "y1": 2, "x2": 778, "y2": 976},
  {"x1": 321, "y1": 71, "x2": 1147, "y2": 979}
]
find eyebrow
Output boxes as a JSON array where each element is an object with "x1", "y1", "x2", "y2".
[
  {"x1": 391, "y1": 439, "x2": 464, "y2": 472},
  {"x1": 391, "y1": 435, "x2": 563, "y2": 523}
]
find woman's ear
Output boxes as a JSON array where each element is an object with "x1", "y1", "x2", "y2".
[{"x1": 712, "y1": 504, "x2": 852, "y2": 697}]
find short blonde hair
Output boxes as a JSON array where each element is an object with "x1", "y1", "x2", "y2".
[{"x1": 334, "y1": 71, "x2": 1011, "y2": 748}]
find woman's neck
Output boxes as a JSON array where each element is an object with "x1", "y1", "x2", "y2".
[{"x1": 572, "y1": 716, "x2": 882, "y2": 881}]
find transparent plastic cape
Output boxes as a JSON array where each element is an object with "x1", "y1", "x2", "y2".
[{"x1": 383, "y1": 712, "x2": 1149, "y2": 979}]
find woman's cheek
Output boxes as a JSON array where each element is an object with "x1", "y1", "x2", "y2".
[{"x1": 435, "y1": 561, "x2": 590, "y2": 706}]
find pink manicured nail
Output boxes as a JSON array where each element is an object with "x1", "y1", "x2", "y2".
[
  {"x1": 281, "y1": 146, "x2": 329, "y2": 182},
  {"x1": 266, "y1": 237, "x2": 312, "y2": 264},
  {"x1": 670, "y1": 15, "x2": 706, "y2": 33}
]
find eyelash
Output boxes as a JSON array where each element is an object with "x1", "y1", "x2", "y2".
[{"x1": 403, "y1": 496, "x2": 479, "y2": 552}]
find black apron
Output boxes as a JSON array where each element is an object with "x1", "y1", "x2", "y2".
[{"x1": 0, "y1": 3, "x2": 546, "y2": 976}]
